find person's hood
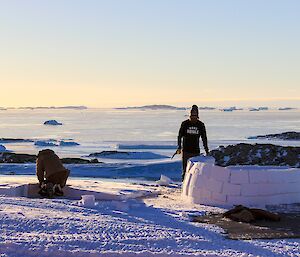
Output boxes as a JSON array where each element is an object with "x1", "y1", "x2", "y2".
[{"x1": 38, "y1": 149, "x2": 55, "y2": 157}]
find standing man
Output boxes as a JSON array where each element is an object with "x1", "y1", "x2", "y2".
[{"x1": 177, "y1": 105, "x2": 209, "y2": 181}]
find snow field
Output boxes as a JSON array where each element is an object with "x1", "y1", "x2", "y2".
[{"x1": 1, "y1": 177, "x2": 300, "y2": 256}]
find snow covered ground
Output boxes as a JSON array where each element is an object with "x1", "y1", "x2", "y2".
[{"x1": 1, "y1": 176, "x2": 300, "y2": 257}]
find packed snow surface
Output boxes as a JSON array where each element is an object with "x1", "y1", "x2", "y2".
[{"x1": 1, "y1": 176, "x2": 300, "y2": 256}]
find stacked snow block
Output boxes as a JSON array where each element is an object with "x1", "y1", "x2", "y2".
[
  {"x1": 0, "y1": 184, "x2": 28, "y2": 197},
  {"x1": 182, "y1": 156, "x2": 300, "y2": 207}
]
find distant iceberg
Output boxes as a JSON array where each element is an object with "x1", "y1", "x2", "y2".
[
  {"x1": 34, "y1": 139, "x2": 80, "y2": 147},
  {"x1": 116, "y1": 105, "x2": 187, "y2": 111},
  {"x1": 59, "y1": 141, "x2": 80, "y2": 146},
  {"x1": 0, "y1": 145, "x2": 8, "y2": 152},
  {"x1": 220, "y1": 107, "x2": 243, "y2": 112},
  {"x1": 88, "y1": 151, "x2": 168, "y2": 160},
  {"x1": 249, "y1": 107, "x2": 268, "y2": 112},
  {"x1": 43, "y1": 120, "x2": 63, "y2": 126},
  {"x1": 34, "y1": 140, "x2": 58, "y2": 147},
  {"x1": 249, "y1": 108, "x2": 260, "y2": 111},
  {"x1": 198, "y1": 107, "x2": 216, "y2": 110},
  {"x1": 257, "y1": 107, "x2": 268, "y2": 111}
]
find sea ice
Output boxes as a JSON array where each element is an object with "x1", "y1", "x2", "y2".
[{"x1": 89, "y1": 151, "x2": 168, "y2": 160}]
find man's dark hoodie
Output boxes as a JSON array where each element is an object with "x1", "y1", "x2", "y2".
[{"x1": 178, "y1": 105, "x2": 209, "y2": 154}]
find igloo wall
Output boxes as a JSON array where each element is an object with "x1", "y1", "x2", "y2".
[{"x1": 182, "y1": 156, "x2": 300, "y2": 207}]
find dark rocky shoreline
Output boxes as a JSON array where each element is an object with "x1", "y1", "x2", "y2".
[
  {"x1": 0, "y1": 152, "x2": 99, "y2": 164},
  {"x1": 1, "y1": 143, "x2": 299, "y2": 168},
  {"x1": 210, "y1": 143, "x2": 300, "y2": 168}
]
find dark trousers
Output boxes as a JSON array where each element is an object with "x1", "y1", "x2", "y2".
[
  {"x1": 182, "y1": 152, "x2": 199, "y2": 181},
  {"x1": 46, "y1": 169, "x2": 70, "y2": 188}
]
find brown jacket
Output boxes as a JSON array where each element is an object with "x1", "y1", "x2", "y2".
[{"x1": 36, "y1": 149, "x2": 68, "y2": 183}]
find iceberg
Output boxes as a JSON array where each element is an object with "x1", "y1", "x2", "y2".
[
  {"x1": 34, "y1": 140, "x2": 58, "y2": 147},
  {"x1": 248, "y1": 107, "x2": 268, "y2": 111},
  {"x1": 118, "y1": 144, "x2": 177, "y2": 150},
  {"x1": 43, "y1": 120, "x2": 63, "y2": 126},
  {"x1": 34, "y1": 139, "x2": 80, "y2": 147},
  {"x1": 220, "y1": 107, "x2": 243, "y2": 112},
  {"x1": 59, "y1": 141, "x2": 80, "y2": 146},
  {"x1": 0, "y1": 144, "x2": 8, "y2": 152},
  {"x1": 88, "y1": 151, "x2": 168, "y2": 160}
]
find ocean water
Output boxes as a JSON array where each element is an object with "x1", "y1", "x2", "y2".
[
  {"x1": 0, "y1": 108, "x2": 299, "y2": 180},
  {"x1": 0, "y1": 108, "x2": 299, "y2": 160}
]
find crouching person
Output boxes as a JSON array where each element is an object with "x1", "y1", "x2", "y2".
[{"x1": 36, "y1": 149, "x2": 70, "y2": 197}]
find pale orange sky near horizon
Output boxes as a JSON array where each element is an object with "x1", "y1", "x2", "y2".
[{"x1": 1, "y1": 1, "x2": 299, "y2": 108}]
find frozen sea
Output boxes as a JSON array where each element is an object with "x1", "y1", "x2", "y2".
[{"x1": 0, "y1": 108, "x2": 299, "y2": 180}]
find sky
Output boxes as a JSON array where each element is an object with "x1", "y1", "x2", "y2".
[{"x1": 0, "y1": 0, "x2": 299, "y2": 108}]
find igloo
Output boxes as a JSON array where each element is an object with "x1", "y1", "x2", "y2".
[{"x1": 182, "y1": 156, "x2": 300, "y2": 207}]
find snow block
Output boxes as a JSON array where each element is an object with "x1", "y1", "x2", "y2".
[
  {"x1": 206, "y1": 178, "x2": 223, "y2": 194},
  {"x1": 199, "y1": 164, "x2": 212, "y2": 178},
  {"x1": 0, "y1": 184, "x2": 26, "y2": 197},
  {"x1": 284, "y1": 171, "x2": 300, "y2": 183},
  {"x1": 212, "y1": 192, "x2": 227, "y2": 203},
  {"x1": 249, "y1": 170, "x2": 269, "y2": 184},
  {"x1": 241, "y1": 183, "x2": 281, "y2": 196},
  {"x1": 267, "y1": 171, "x2": 289, "y2": 183},
  {"x1": 222, "y1": 183, "x2": 241, "y2": 196},
  {"x1": 210, "y1": 165, "x2": 230, "y2": 182},
  {"x1": 230, "y1": 170, "x2": 249, "y2": 184}
]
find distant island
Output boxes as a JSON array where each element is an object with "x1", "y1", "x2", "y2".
[
  {"x1": 0, "y1": 138, "x2": 34, "y2": 143},
  {"x1": 116, "y1": 105, "x2": 187, "y2": 110},
  {"x1": 7, "y1": 106, "x2": 88, "y2": 110},
  {"x1": 248, "y1": 131, "x2": 300, "y2": 140},
  {"x1": 115, "y1": 105, "x2": 218, "y2": 111},
  {"x1": 278, "y1": 107, "x2": 297, "y2": 111}
]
